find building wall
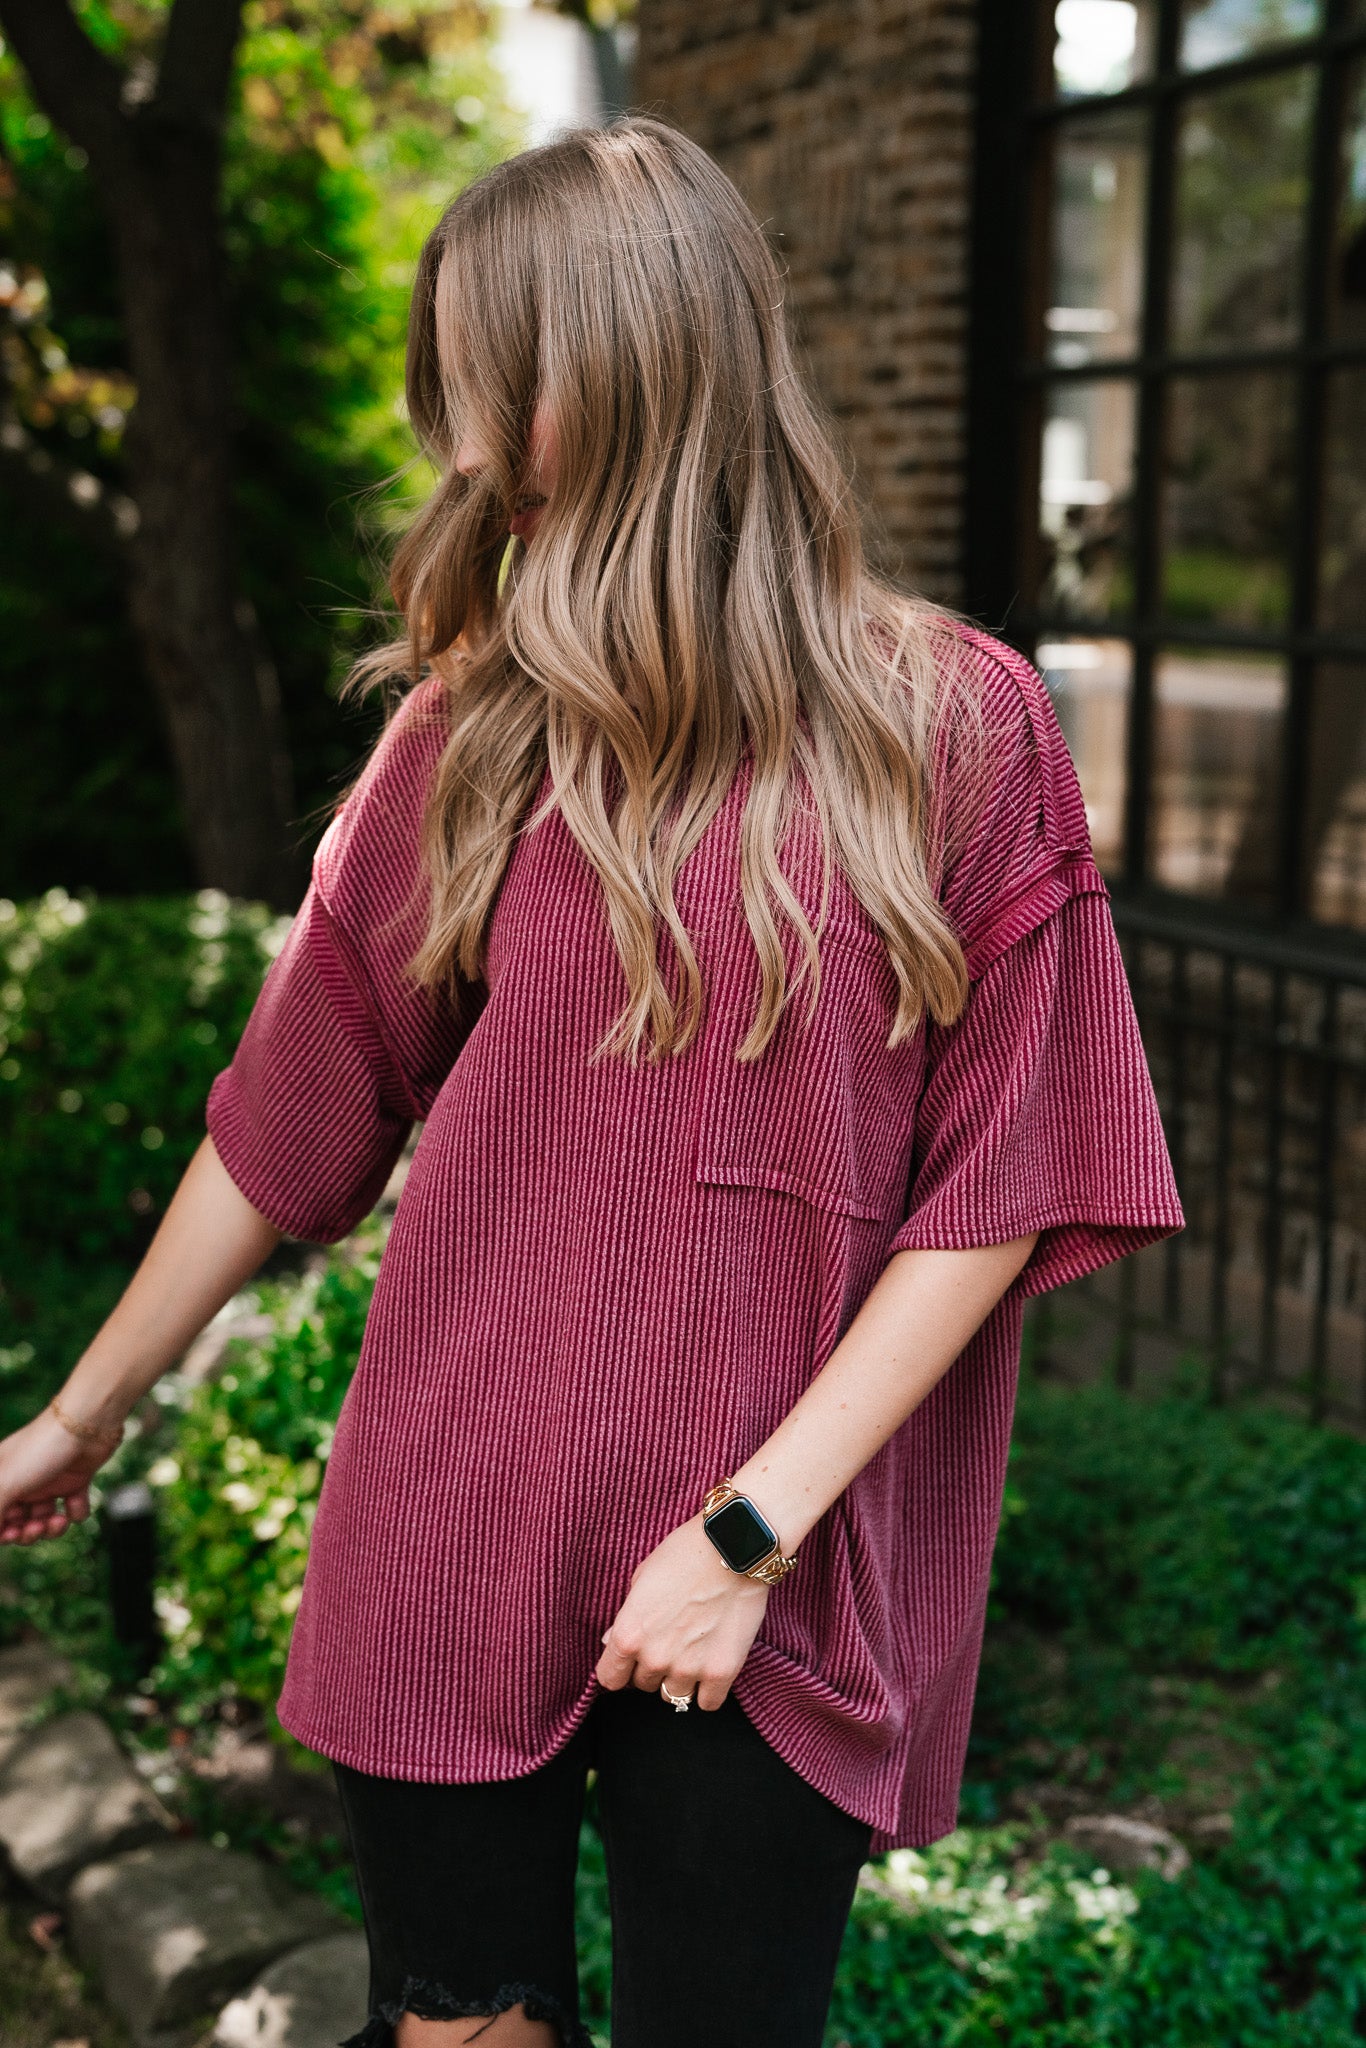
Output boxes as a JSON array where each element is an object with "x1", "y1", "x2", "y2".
[{"x1": 634, "y1": 0, "x2": 979, "y2": 604}]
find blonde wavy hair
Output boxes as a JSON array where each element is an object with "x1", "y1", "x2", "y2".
[{"x1": 351, "y1": 115, "x2": 976, "y2": 1063}]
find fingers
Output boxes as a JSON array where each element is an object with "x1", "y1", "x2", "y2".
[
  {"x1": 597, "y1": 1629, "x2": 706, "y2": 1706},
  {"x1": 694, "y1": 1671, "x2": 732, "y2": 1712},
  {"x1": 595, "y1": 1629, "x2": 636, "y2": 1693},
  {"x1": 0, "y1": 1516, "x2": 61, "y2": 1546},
  {"x1": 0, "y1": 1498, "x2": 56, "y2": 1542},
  {"x1": 596, "y1": 1630, "x2": 727, "y2": 1713},
  {"x1": 0, "y1": 1494, "x2": 78, "y2": 1545}
]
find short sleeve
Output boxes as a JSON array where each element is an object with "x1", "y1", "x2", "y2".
[
  {"x1": 887, "y1": 627, "x2": 1184, "y2": 1293},
  {"x1": 889, "y1": 893, "x2": 1183, "y2": 1292},
  {"x1": 206, "y1": 681, "x2": 478, "y2": 1243}
]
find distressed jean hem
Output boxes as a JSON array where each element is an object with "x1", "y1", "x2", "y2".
[{"x1": 339, "y1": 1974, "x2": 594, "y2": 2048}]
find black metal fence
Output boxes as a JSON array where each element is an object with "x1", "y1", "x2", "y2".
[{"x1": 1030, "y1": 897, "x2": 1366, "y2": 1429}]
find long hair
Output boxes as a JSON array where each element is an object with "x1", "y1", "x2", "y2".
[{"x1": 349, "y1": 115, "x2": 976, "y2": 1063}]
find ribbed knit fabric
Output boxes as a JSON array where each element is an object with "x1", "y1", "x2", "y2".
[{"x1": 205, "y1": 625, "x2": 1183, "y2": 1851}]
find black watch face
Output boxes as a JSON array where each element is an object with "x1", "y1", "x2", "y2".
[{"x1": 704, "y1": 1497, "x2": 778, "y2": 1574}]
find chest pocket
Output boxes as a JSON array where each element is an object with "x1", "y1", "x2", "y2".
[{"x1": 692, "y1": 918, "x2": 927, "y2": 1223}]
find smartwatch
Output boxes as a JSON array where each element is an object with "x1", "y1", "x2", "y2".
[{"x1": 701, "y1": 1480, "x2": 798, "y2": 1585}]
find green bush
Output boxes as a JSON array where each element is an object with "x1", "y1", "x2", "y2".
[
  {"x1": 829, "y1": 1832, "x2": 1148, "y2": 2048},
  {"x1": 0, "y1": 888, "x2": 286, "y2": 1275},
  {"x1": 0, "y1": 884, "x2": 287, "y2": 1654},
  {"x1": 149, "y1": 1233, "x2": 381, "y2": 1723},
  {"x1": 995, "y1": 1381, "x2": 1366, "y2": 1673}
]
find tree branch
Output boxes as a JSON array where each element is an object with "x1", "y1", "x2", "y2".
[
  {"x1": 0, "y1": 0, "x2": 128, "y2": 169},
  {"x1": 155, "y1": 0, "x2": 244, "y2": 135}
]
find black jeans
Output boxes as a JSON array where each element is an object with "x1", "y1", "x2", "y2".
[{"x1": 333, "y1": 1684, "x2": 872, "y2": 2048}]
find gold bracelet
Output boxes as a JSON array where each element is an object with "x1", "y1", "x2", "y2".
[{"x1": 48, "y1": 1393, "x2": 124, "y2": 1449}]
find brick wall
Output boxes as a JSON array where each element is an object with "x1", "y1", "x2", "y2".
[{"x1": 634, "y1": 0, "x2": 979, "y2": 604}]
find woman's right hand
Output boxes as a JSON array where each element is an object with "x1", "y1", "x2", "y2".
[{"x1": 0, "y1": 1406, "x2": 123, "y2": 1545}]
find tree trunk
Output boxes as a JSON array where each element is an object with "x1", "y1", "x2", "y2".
[
  {"x1": 104, "y1": 137, "x2": 303, "y2": 905},
  {"x1": 0, "y1": 0, "x2": 306, "y2": 908}
]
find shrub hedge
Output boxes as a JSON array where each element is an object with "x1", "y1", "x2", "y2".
[
  {"x1": 148, "y1": 1236, "x2": 382, "y2": 1718},
  {"x1": 0, "y1": 887, "x2": 286, "y2": 1274},
  {"x1": 996, "y1": 1381, "x2": 1366, "y2": 1675}
]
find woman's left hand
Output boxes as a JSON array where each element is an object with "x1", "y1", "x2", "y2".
[{"x1": 596, "y1": 1515, "x2": 770, "y2": 1711}]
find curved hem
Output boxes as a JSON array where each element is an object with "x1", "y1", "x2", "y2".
[
  {"x1": 276, "y1": 1678, "x2": 604, "y2": 1788},
  {"x1": 869, "y1": 1807, "x2": 963, "y2": 1855},
  {"x1": 727, "y1": 1656, "x2": 903, "y2": 1839},
  {"x1": 280, "y1": 1662, "x2": 910, "y2": 1842},
  {"x1": 286, "y1": 1683, "x2": 965, "y2": 1859}
]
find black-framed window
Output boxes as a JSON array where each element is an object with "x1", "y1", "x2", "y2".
[{"x1": 967, "y1": 0, "x2": 1366, "y2": 933}]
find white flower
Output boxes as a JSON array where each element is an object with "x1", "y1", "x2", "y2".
[{"x1": 153, "y1": 1587, "x2": 193, "y2": 1639}]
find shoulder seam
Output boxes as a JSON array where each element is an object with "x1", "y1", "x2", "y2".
[
  {"x1": 308, "y1": 889, "x2": 428, "y2": 1125},
  {"x1": 947, "y1": 621, "x2": 1047, "y2": 709},
  {"x1": 947, "y1": 621, "x2": 1093, "y2": 861}
]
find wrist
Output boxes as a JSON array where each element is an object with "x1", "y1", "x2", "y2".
[
  {"x1": 726, "y1": 1457, "x2": 826, "y2": 1552},
  {"x1": 700, "y1": 1477, "x2": 799, "y2": 1585},
  {"x1": 47, "y1": 1385, "x2": 128, "y2": 1448}
]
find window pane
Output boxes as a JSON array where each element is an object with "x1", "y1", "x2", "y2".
[
  {"x1": 1150, "y1": 651, "x2": 1287, "y2": 906},
  {"x1": 1308, "y1": 666, "x2": 1366, "y2": 929},
  {"x1": 1331, "y1": 58, "x2": 1366, "y2": 342},
  {"x1": 1046, "y1": 110, "x2": 1147, "y2": 364},
  {"x1": 1171, "y1": 68, "x2": 1314, "y2": 353},
  {"x1": 1161, "y1": 373, "x2": 1296, "y2": 628},
  {"x1": 1039, "y1": 379, "x2": 1137, "y2": 621},
  {"x1": 1037, "y1": 637, "x2": 1132, "y2": 871},
  {"x1": 1179, "y1": 0, "x2": 1321, "y2": 70},
  {"x1": 1320, "y1": 368, "x2": 1366, "y2": 632},
  {"x1": 1053, "y1": 1, "x2": 1159, "y2": 99}
]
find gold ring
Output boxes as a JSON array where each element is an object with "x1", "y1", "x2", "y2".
[{"x1": 660, "y1": 1682, "x2": 691, "y2": 1713}]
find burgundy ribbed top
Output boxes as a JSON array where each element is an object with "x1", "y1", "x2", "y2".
[{"x1": 206, "y1": 625, "x2": 1182, "y2": 1850}]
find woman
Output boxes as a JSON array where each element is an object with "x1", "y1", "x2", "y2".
[{"x1": 0, "y1": 119, "x2": 1181, "y2": 2048}]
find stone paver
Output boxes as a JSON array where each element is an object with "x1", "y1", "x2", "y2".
[
  {"x1": 0, "y1": 1640, "x2": 72, "y2": 1770},
  {"x1": 69, "y1": 1838, "x2": 341, "y2": 2045},
  {"x1": 214, "y1": 1930, "x2": 370, "y2": 2048},
  {"x1": 192, "y1": 1726, "x2": 346, "y2": 1835},
  {"x1": 1065, "y1": 1812, "x2": 1192, "y2": 1881},
  {"x1": 0, "y1": 1708, "x2": 169, "y2": 1898}
]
